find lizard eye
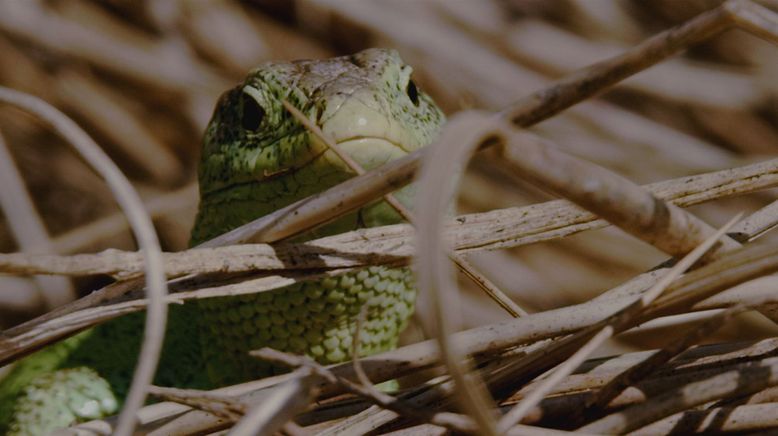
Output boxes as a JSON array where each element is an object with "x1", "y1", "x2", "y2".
[
  {"x1": 406, "y1": 79, "x2": 419, "y2": 106},
  {"x1": 240, "y1": 92, "x2": 265, "y2": 131}
]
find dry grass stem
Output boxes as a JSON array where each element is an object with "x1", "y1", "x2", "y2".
[
  {"x1": 727, "y1": 199, "x2": 778, "y2": 242},
  {"x1": 505, "y1": 20, "x2": 761, "y2": 109},
  {"x1": 416, "y1": 111, "x2": 503, "y2": 435}
]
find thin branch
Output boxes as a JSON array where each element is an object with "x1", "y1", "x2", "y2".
[
  {"x1": 498, "y1": 129, "x2": 741, "y2": 260},
  {"x1": 147, "y1": 385, "x2": 247, "y2": 422},
  {"x1": 503, "y1": 1, "x2": 737, "y2": 125},
  {"x1": 727, "y1": 199, "x2": 778, "y2": 243}
]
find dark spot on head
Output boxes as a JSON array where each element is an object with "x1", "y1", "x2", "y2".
[{"x1": 240, "y1": 92, "x2": 265, "y2": 131}]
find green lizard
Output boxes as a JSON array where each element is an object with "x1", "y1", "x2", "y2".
[{"x1": 0, "y1": 48, "x2": 444, "y2": 434}]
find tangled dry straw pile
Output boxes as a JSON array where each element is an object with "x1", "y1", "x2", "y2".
[{"x1": 2, "y1": 0, "x2": 778, "y2": 434}]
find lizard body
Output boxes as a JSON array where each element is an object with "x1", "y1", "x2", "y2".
[{"x1": 0, "y1": 48, "x2": 444, "y2": 434}]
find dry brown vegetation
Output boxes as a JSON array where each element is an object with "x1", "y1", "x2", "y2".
[{"x1": 2, "y1": 0, "x2": 778, "y2": 434}]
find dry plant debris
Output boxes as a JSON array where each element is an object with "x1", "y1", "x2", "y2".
[{"x1": 2, "y1": 0, "x2": 778, "y2": 434}]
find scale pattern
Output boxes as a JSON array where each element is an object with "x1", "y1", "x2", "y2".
[{"x1": 199, "y1": 267, "x2": 416, "y2": 385}]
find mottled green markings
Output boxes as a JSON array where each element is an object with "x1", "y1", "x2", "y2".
[{"x1": 0, "y1": 48, "x2": 444, "y2": 434}]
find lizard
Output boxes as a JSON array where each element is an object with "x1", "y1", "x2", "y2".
[{"x1": 0, "y1": 48, "x2": 445, "y2": 435}]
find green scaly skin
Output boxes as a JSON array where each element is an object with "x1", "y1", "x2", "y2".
[{"x1": 0, "y1": 48, "x2": 444, "y2": 434}]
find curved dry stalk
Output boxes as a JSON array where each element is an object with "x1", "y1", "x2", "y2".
[
  {"x1": 0, "y1": 86, "x2": 168, "y2": 436},
  {"x1": 415, "y1": 110, "x2": 502, "y2": 435}
]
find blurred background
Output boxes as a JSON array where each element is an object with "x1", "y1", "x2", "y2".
[{"x1": 1, "y1": 0, "x2": 777, "y2": 354}]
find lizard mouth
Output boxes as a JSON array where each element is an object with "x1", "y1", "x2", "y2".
[
  {"x1": 329, "y1": 135, "x2": 411, "y2": 172},
  {"x1": 336, "y1": 135, "x2": 412, "y2": 153}
]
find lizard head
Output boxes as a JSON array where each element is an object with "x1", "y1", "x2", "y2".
[{"x1": 198, "y1": 48, "x2": 445, "y2": 196}]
